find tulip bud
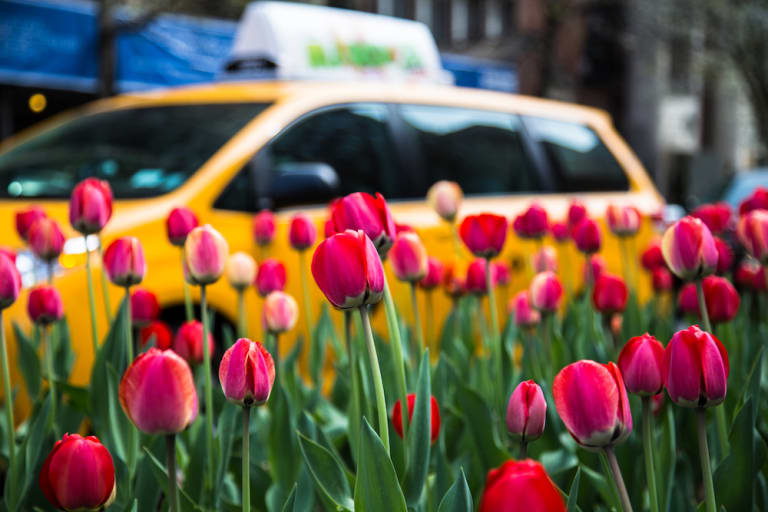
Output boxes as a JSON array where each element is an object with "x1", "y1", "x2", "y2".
[
  {"x1": 584, "y1": 255, "x2": 606, "y2": 285},
  {"x1": 69, "y1": 178, "x2": 113, "y2": 235},
  {"x1": 427, "y1": 180, "x2": 463, "y2": 222},
  {"x1": 391, "y1": 393, "x2": 441, "y2": 443},
  {"x1": 219, "y1": 338, "x2": 275, "y2": 407},
  {"x1": 419, "y1": 257, "x2": 443, "y2": 290},
  {"x1": 289, "y1": 213, "x2": 317, "y2": 251},
  {"x1": 103, "y1": 236, "x2": 145, "y2": 287},
  {"x1": 755, "y1": 266, "x2": 768, "y2": 292},
  {"x1": 735, "y1": 259, "x2": 761, "y2": 290},
  {"x1": 618, "y1": 334, "x2": 666, "y2": 395},
  {"x1": 640, "y1": 241, "x2": 665, "y2": 271},
  {"x1": 459, "y1": 213, "x2": 508, "y2": 258},
  {"x1": 533, "y1": 246, "x2": 557, "y2": 273},
  {"x1": 183, "y1": 225, "x2": 228, "y2": 285},
  {"x1": 661, "y1": 216, "x2": 718, "y2": 280},
  {"x1": 553, "y1": 360, "x2": 632, "y2": 449},
  {"x1": 592, "y1": 273, "x2": 628, "y2": 315},
  {"x1": 465, "y1": 258, "x2": 492, "y2": 295},
  {"x1": 173, "y1": 320, "x2": 214, "y2": 365},
  {"x1": 651, "y1": 267, "x2": 673, "y2": 293},
  {"x1": 606, "y1": 204, "x2": 641, "y2": 237},
  {"x1": 739, "y1": 186, "x2": 768, "y2": 215},
  {"x1": 513, "y1": 204, "x2": 549, "y2": 239},
  {"x1": 572, "y1": 218, "x2": 602, "y2": 254},
  {"x1": 737, "y1": 209, "x2": 768, "y2": 264},
  {"x1": 119, "y1": 348, "x2": 198, "y2": 434},
  {"x1": 493, "y1": 261, "x2": 511, "y2": 286},
  {"x1": 130, "y1": 287, "x2": 159, "y2": 326},
  {"x1": 478, "y1": 460, "x2": 566, "y2": 512},
  {"x1": 714, "y1": 237, "x2": 734, "y2": 275},
  {"x1": 330, "y1": 192, "x2": 397, "y2": 258},
  {"x1": 692, "y1": 202, "x2": 732, "y2": 235},
  {"x1": 139, "y1": 320, "x2": 172, "y2": 350},
  {"x1": 39, "y1": 433, "x2": 116, "y2": 511},
  {"x1": 441, "y1": 264, "x2": 465, "y2": 298},
  {"x1": 677, "y1": 283, "x2": 699, "y2": 316},
  {"x1": 568, "y1": 200, "x2": 587, "y2": 227},
  {"x1": 226, "y1": 252, "x2": 257, "y2": 291},
  {"x1": 256, "y1": 258, "x2": 286, "y2": 297},
  {"x1": 15, "y1": 206, "x2": 46, "y2": 242},
  {"x1": 703, "y1": 275, "x2": 740, "y2": 324},
  {"x1": 27, "y1": 286, "x2": 64, "y2": 325},
  {"x1": 506, "y1": 380, "x2": 546, "y2": 442},
  {"x1": 28, "y1": 218, "x2": 64, "y2": 262},
  {"x1": 529, "y1": 271, "x2": 563, "y2": 313},
  {"x1": 166, "y1": 207, "x2": 199, "y2": 247},
  {"x1": 551, "y1": 221, "x2": 569, "y2": 242},
  {"x1": 253, "y1": 209, "x2": 276, "y2": 247},
  {"x1": 263, "y1": 291, "x2": 298, "y2": 334},
  {"x1": 509, "y1": 290, "x2": 540, "y2": 328},
  {"x1": 312, "y1": 230, "x2": 384, "y2": 309},
  {"x1": 0, "y1": 254, "x2": 21, "y2": 310},
  {"x1": 390, "y1": 232, "x2": 428, "y2": 283},
  {"x1": 664, "y1": 325, "x2": 729, "y2": 408}
]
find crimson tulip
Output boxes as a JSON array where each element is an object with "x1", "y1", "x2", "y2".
[
  {"x1": 252, "y1": 210, "x2": 276, "y2": 246},
  {"x1": 640, "y1": 240, "x2": 665, "y2": 270},
  {"x1": 263, "y1": 291, "x2": 298, "y2": 333},
  {"x1": 28, "y1": 217, "x2": 64, "y2": 262},
  {"x1": 166, "y1": 207, "x2": 198, "y2": 247},
  {"x1": 651, "y1": 267, "x2": 673, "y2": 293},
  {"x1": 459, "y1": 213, "x2": 508, "y2": 258},
  {"x1": 735, "y1": 259, "x2": 761, "y2": 289},
  {"x1": 390, "y1": 232, "x2": 428, "y2": 282},
  {"x1": 226, "y1": 251, "x2": 257, "y2": 291},
  {"x1": 529, "y1": 271, "x2": 563, "y2": 313},
  {"x1": 506, "y1": 380, "x2": 546, "y2": 442},
  {"x1": 664, "y1": 325, "x2": 728, "y2": 408},
  {"x1": 219, "y1": 338, "x2": 275, "y2": 407},
  {"x1": 69, "y1": 178, "x2": 112, "y2": 235},
  {"x1": 692, "y1": 202, "x2": 731, "y2": 235},
  {"x1": 465, "y1": 258, "x2": 491, "y2": 295},
  {"x1": 139, "y1": 320, "x2": 172, "y2": 350},
  {"x1": 173, "y1": 320, "x2": 214, "y2": 365},
  {"x1": 661, "y1": 216, "x2": 718, "y2": 280},
  {"x1": 572, "y1": 217, "x2": 602, "y2": 254},
  {"x1": 427, "y1": 180, "x2": 463, "y2": 222},
  {"x1": 478, "y1": 459, "x2": 566, "y2": 512},
  {"x1": 714, "y1": 237, "x2": 734, "y2": 274},
  {"x1": 130, "y1": 287, "x2": 159, "y2": 326},
  {"x1": 493, "y1": 260, "x2": 511, "y2": 286},
  {"x1": 184, "y1": 225, "x2": 228, "y2": 285},
  {"x1": 391, "y1": 393, "x2": 441, "y2": 443},
  {"x1": 606, "y1": 204, "x2": 641, "y2": 236},
  {"x1": 738, "y1": 186, "x2": 768, "y2": 215},
  {"x1": 567, "y1": 200, "x2": 587, "y2": 227},
  {"x1": 103, "y1": 236, "x2": 145, "y2": 286},
  {"x1": 618, "y1": 334, "x2": 666, "y2": 395},
  {"x1": 289, "y1": 213, "x2": 317, "y2": 250},
  {"x1": 329, "y1": 192, "x2": 396, "y2": 257},
  {"x1": 419, "y1": 257, "x2": 443, "y2": 289},
  {"x1": 15, "y1": 205, "x2": 46, "y2": 242},
  {"x1": 255, "y1": 258, "x2": 286, "y2": 297},
  {"x1": 27, "y1": 285, "x2": 64, "y2": 325},
  {"x1": 592, "y1": 273, "x2": 628, "y2": 314},
  {"x1": 678, "y1": 283, "x2": 699, "y2": 316},
  {"x1": 513, "y1": 204, "x2": 548, "y2": 239},
  {"x1": 509, "y1": 290, "x2": 540, "y2": 328},
  {"x1": 0, "y1": 253, "x2": 21, "y2": 310},
  {"x1": 738, "y1": 209, "x2": 768, "y2": 264},
  {"x1": 550, "y1": 221, "x2": 569, "y2": 242},
  {"x1": 702, "y1": 275, "x2": 740, "y2": 324}
]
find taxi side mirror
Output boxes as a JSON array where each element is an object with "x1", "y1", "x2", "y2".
[{"x1": 269, "y1": 162, "x2": 341, "y2": 208}]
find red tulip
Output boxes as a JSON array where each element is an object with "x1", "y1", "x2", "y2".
[
  {"x1": 738, "y1": 186, "x2": 768, "y2": 215},
  {"x1": 390, "y1": 232, "x2": 428, "y2": 282},
  {"x1": 0, "y1": 253, "x2": 21, "y2": 310},
  {"x1": 219, "y1": 338, "x2": 275, "y2": 407},
  {"x1": 263, "y1": 291, "x2": 298, "y2": 333},
  {"x1": 166, "y1": 207, "x2": 199, "y2": 247},
  {"x1": 15, "y1": 206, "x2": 46, "y2": 242},
  {"x1": 533, "y1": 246, "x2": 557, "y2": 273},
  {"x1": 738, "y1": 209, "x2": 768, "y2": 264},
  {"x1": 478, "y1": 459, "x2": 566, "y2": 512},
  {"x1": 661, "y1": 216, "x2": 718, "y2": 280},
  {"x1": 702, "y1": 275, "x2": 740, "y2": 324},
  {"x1": 184, "y1": 225, "x2": 228, "y2": 285},
  {"x1": 226, "y1": 252, "x2": 257, "y2": 291},
  {"x1": 28, "y1": 218, "x2": 64, "y2": 262},
  {"x1": 592, "y1": 273, "x2": 628, "y2": 314},
  {"x1": 289, "y1": 213, "x2": 317, "y2": 250},
  {"x1": 651, "y1": 267, "x2": 673, "y2": 293},
  {"x1": 513, "y1": 204, "x2": 549, "y2": 239},
  {"x1": 553, "y1": 360, "x2": 632, "y2": 448},
  {"x1": 253, "y1": 210, "x2": 276, "y2": 246},
  {"x1": 395, "y1": 223, "x2": 414, "y2": 234},
  {"x1": 427, "y1": 180, "x2": 463, "y2": 222},
  {"x1": 255, "y1": 258, "x2": 286, "y2": 297},
  {"x1": 69, "y1": 178, "x2": 113, "y2": 235},
  {"x1": 509, "y1": 290, "x2": 540, "y2": 328},
  {"x1": 735, "y1": 259, "x2": 761, "y2": 289},
  {"x1": 441, "y1": 264, "x2": 465, "y2": 298},
  {"x1": 506, "y1": 380, "x2": 546, "y2": 441},
  {"x1": 692, "y1": 202, "x2": 732, "y2": 235},
  {"x1": 330, "y1": 192, "x2": 397, "y2": 257},
  {"x1": 640, "y1": 240, "x2": 665, "y2": 271},
  {"x1": 567, "y1": 200, "x2": 587, "y2": 227},
  {"x1": 584, "y1": 255, "x2": 606, "y2": 285},
  {"x1": 572, "y1": 217, "x2": 602, "y2": 254},
  {"x1": 130, "y1": 287, "x2": 159, "y2": 326},
  {"x1": 618, "y1": 334, "x2": 666, "y2": 395},
  {"x1": 39, "y1": 433, "x2": 116, "y2": 511},
  {"x1": 459, "y1": 213, "x2": 508, "y2": 258},
  {"x1": 103, "y1": 236, "x2": 145, "y2": 287},
  {"x1": 419, "y1": 257, "x2": 444, "y2": 290},
  {"x1": 465, "y1": 258, "x2": 492, "y2": 295},
  {"x1": 529, "y1": 271, "x2": 563, "y2": 313},
  {"x1": 311, "y1": 230, "x2": 384, "y2": 309},
  {"x1": 606, "y1": 204, "x2": 641, "y2": 236},
  {"x1": 550, "y1": 221, "x2": 569, "y2": 242},
  {"x1": 391, "y1": 393, "x2": 441, "y2": 443},
  {"x1": 493, "y1": 261, "x2": 511, "y2": 286},
  {"x1": 754, "y1": 266, "x2": 767, "y2": 292},
  {"x1": 27, "y1": 286, "x2": 64, "y2": 325},
  {"x1": 173, "y1": 321, "x2": 214, "y2": 365},
  {"x1": 677, "y1": 283, "x2": 699, "y2": 316},
  {"x1": 664, "y1": 325, "x2": 729, "y2": 408},
  {"x1": 139, "y1": 320, "x2": 172, "y2": 350},
  {"x1": 714, "y1": 237, "x2": 734, "y2": 274}
]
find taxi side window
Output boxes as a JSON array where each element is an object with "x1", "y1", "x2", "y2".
[
  {"x1": 522, "y1": 116, "x2": 629, "y2": 192},
  {"x1": 398, "y1": 105, "x2": 539, "y2": 196}
]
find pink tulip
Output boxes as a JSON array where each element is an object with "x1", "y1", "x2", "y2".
[
  {"x1": 0, "y1": 248, "x2": 16, "y2": 264},
  {"x1": 533, "y1": 246, "x2": 557, "y2": 273},
  {"x1": 329, "y1": 192, "x2": 397, "y2": 257},
  {"x1": 226, "y1": 252, "x2": 257, "y2": 291},
  {"x1": 130, "y1": 287, "x2": 159, "y2": 326},
  {"x1": 572, "y1": 218, "x2": 602, "y2": 254},
  {"x1": 738, "y1": 209, "x2": 768, "y2": 264},
  {"x1": 567, "y1": 200, "x2": 587, "y2": 227},
  {"x1": 419, "y1": 257, "x2": 444, "y2": 290},
  {"x1": 550, "y1": 221, "x2": 569, "y2": 242},
  {"x1": 513, "y1": 204, "x2": 549, "y2": 239},
  {"x1": 592, "y1": 273, "x2": 628, "y2": 315},
  {"x1": 119, "y1": 348, "x2": 198, "y2": 434},
  {"x1": 69, "y1": 178, "x2": 113, "y2": 235},
  {"x1": 584, "y1": 255, "x2": 606, "y2": 285},
  {"x1": 289, "y1": 213, "x2": 317, "y2": 250},
  {"x1": 509, "y1": 290, "x2": 540, "y2": 328},
  {"x1": 390, "y1": 232, "x2": 428, "y2": 283},
  {"x1": 28, "y1": 218, "x2": 64, "y2": 262},
  {"x1": 263, "y1": 291, "x2": 298, "y2": 333},
  {"x1": 553, "y1": 360, "x2": 632, "y2": 448},
  {"x1": 15, "y1": 206, "x2": 46, "y2": 242},
  {"x1": 173, "y1": 321, "x2": 214, "y2": 365},
  {"x1": 714, "y1": 237, "x2": 734, "y2": 274},
  {"x1": 691, "y1": 202, "x2": 732, "y2": 235},
  {"x1": 641, "y1": 241, "x2": 665, "y2": 271},
  {"x1": 702, "y1": 275, "x2": 740, "y2": 325},
  {"x1": 506, "y1": 380, "x2": 546, "y2": 441},
  {"x1": 529, "y1": 271, "x2": 563, "y2": 313},
  {"x1": 651, "y1": 267, "x2": 673, "y2": 293},
  {"x1": 606, "y1": 204, "x2": 641, "y2": 237},
  {"x1": 166, "y1": 207, "x2": 199, "y2": 247},
  {"x1": 677, "y1": 283, "x2": 699, "y2": 316},
  {"x1": 618, "y1": 334, "x2": 666, "y2": 395},
  {"x1": 311, "y1": 230, "x2": 384, "y2": 309},
  {"x1": 219, "y1": 338, "x2": 275, "y2": 407},
  {"x1": 252, "y1": 210, "x2": 276, "y2": 246},
  {"x1": 465, "y1": 258, "x2": 492, "y2": 295},
  {"x1": 427, "y1": 180, "x2": 463, "y2": 222},
  {"x1": 664, "y1": 325, "x2": 729, "y2": 408},
  {"x1": 661, "y1": 216, "x2": 718, "y2": 280},
  {"x1": 493, "y1": 261, "x2": 511, "y2": 286},
  {"x1": 459, "y1": 213, "x2": 508, "y2": 258},
  {"x1": 0, "y1": 253, "x2": 21, "y2": 310},
  {"x1": 27, "y1": 286, "x2": 64, "y2": 325},
  {"x1": 103, "y1": 236, "x2": 145, "y2": 287},
  {"x1": 255, "y1": 258, "x2": 286, "y2": 297},
  {"x1": 739, "y1": 186, "x2": 768, "y2": 215},
  {"x1": 184, "y1": 225, "x2": 228, "y2": 285}
]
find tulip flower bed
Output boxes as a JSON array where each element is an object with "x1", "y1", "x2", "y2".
[{"x1": 2, "y1": 180, "x2": 768, "y2": 512}]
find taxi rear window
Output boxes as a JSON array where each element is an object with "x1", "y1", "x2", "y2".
[{"x1": 0, "y1": 103, "x2": 270, "y2": 199}]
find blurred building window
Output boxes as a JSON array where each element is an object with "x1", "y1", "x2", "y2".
[
  {"x1": 468, "y1": 0, "x2": 486, "y2": 41},
  {"x1": 452, "y1": 0, "x2": 469, "y2": 42},
  {"x1": 486, "y1": 0, "x2": 503, "y2": 39},
  {"x1": 522, "y1": 116, "x2": 629, "y2": 192},
  {"x1": 399, "y1": 104, "x2": 540, "y2": 195}
]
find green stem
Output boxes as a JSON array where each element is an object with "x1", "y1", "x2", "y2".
[
  {"x1": 0, "y1": 310, "x2": 14, "y2": 473},
  {"x1": 42, "y1": 326, "x2": 57, "y2": 437},
  {"x1": 166, "y1": 434, "x2": 179, "y2": 512},
  {"x1": 605, "y1": 445, "x2": 634, "y2": 512},
  {"x1": 242, "y1": 406, "x2": 251, "y2": 512},
  {"x1": 237, "y1": 290, "x2": 246, "y2": 340},
  {"x1": 97, "y1": 239, "x2": 113, "y2": 323},
  {"x1": 299, "y1": 250, "x2": 314, "y2": 346},
  {"x1": 382, "y1": 279, "x2": 410, "y2": 451},
  {"x1": 642, "y1": 397, "x2": 660, "y2": 512},
  {"x1": 425, "y1": 290, "x2": 434, "y2": 353},
  {"x1": 485, "y1": 257, "x2": 503, "y2": 408},
  {"x1": 695, "y1": 279, "x2": 712, "y2": 333},
  {"x1": 85, "y1": 246, "x2": 99, "y2": 353},
  {"x1": 124, "y1": 287, "x2": 134, "y2": 364},
  {"x1": 519, "y1": 441, "x2": 527, "y2": 460},
  {"x1": 410, "y1": 283, "x2": 425, "y2": 353},
  {"x1": 697, "y1": 409, "x2": 717, "y2": 512},
  {"x1": 182, "y1": 249, "x2": 194, "y2": 322},
  {"x1": 619, "y1": 238, "x2": 631, "y2": 290},
  {"x1": 359, "y1": 306, "x2": 390, "y2": 454},
  {"x1": 201, "y1": 285, "x2": 215, "y2": 496}
]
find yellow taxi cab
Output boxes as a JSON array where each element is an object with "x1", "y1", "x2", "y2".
[{"x1": 0, "y1": 2, "x2": 664, "y2": 408}]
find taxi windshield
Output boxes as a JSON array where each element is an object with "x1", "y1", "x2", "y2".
[{"x1": 0, "y1": 103, "x2": 269, "y2": 199}]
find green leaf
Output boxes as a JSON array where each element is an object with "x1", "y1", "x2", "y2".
[
  {"x1": 215, "y1": 405, "x2": 238, "y2": 507},
  {"x1": 309, "y1": 306, "x2": 332, "y2": 384},
  {"x1": 437, "y1": 468, "x2": 472, "y2": 512},
  {"x1": 143, "y1": 445, "x2": 201, "y2": 511},
  {"x1": 13, "y1": 322, "x2": 40, "y2": 400},
  {"x1": 298, "y1": 432, "x2": 354, "y2": 511},
  {"x1": 281, "y1": 485, "x2": 297, "y2": 512},
  {"x1": 52, "y1": 318, "x2": 75, "y2": 380},
  {"x1": 567, "y1": 467, "x2": 581, "y2": 511},
  {"x1": 403, "y1": 349, "x2": 432, "y2": 505},
  {"x1": 454, "y1": 384, "x2": 507, "y2": 471},
  {"x1": 268, "y1": 384, "x2": 299, "y2": 487},
  {"x1": 353, "y1": 418, "x2": 407, "y2": 512}
]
